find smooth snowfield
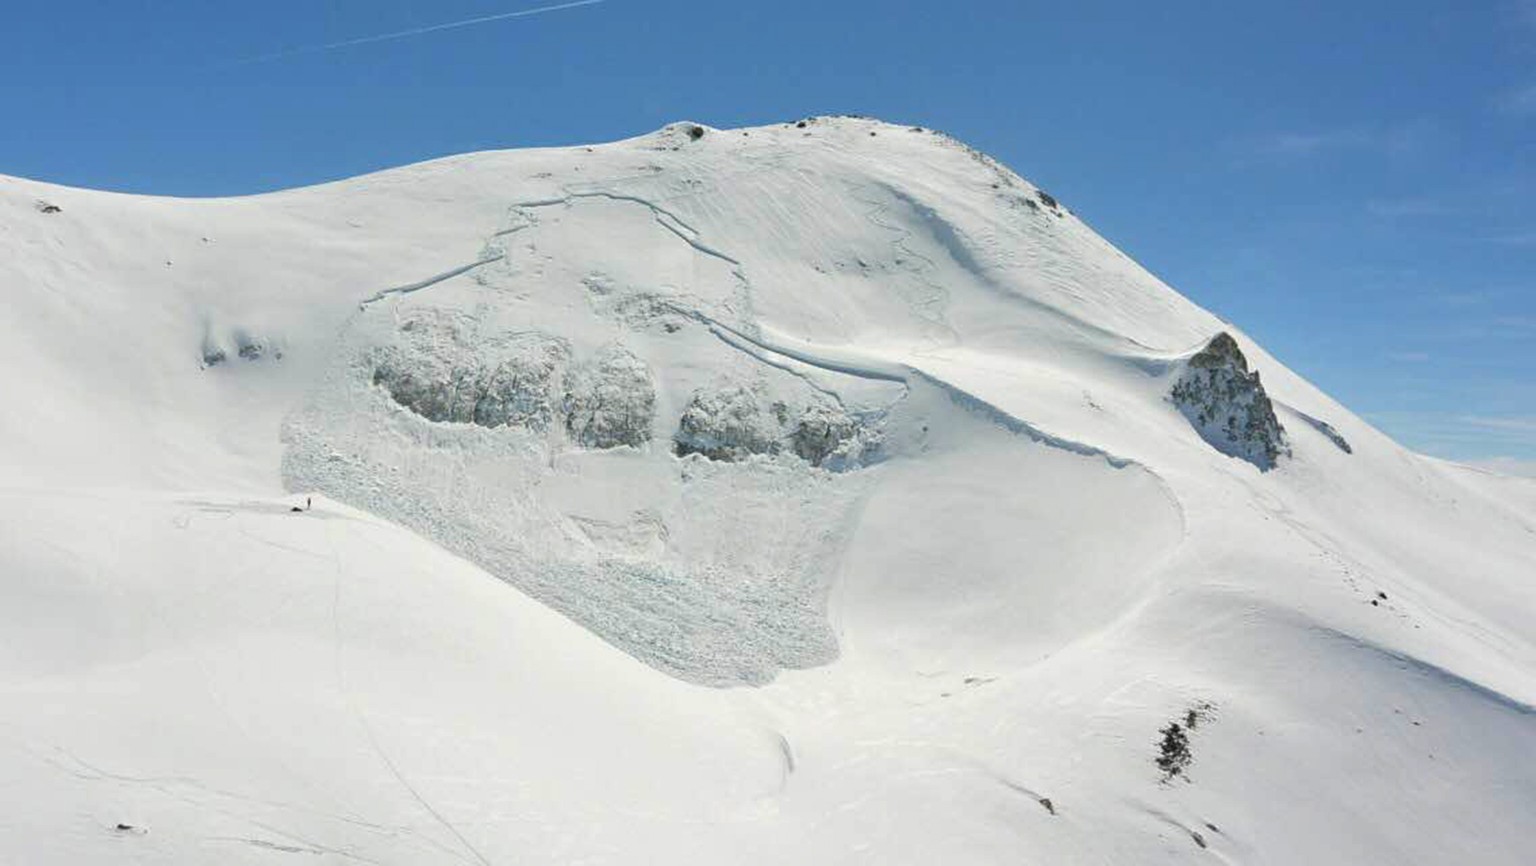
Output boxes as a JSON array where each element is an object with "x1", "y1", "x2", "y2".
[{"x1": 2, "y1": 117, "x2": 1533, "y2": 864}]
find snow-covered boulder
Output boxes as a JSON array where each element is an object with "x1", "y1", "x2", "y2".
[{"x1": 1171, "y1": 332, "x2": 1288, "y2": 469}]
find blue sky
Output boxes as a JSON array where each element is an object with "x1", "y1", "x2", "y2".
[{"x1": 2, "y1": 1, "x2": 1532, "y2": 466}]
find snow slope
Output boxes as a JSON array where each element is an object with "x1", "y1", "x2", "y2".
[{"x1": 1, "y1": 116, "x2": 1532, "y2": 864}]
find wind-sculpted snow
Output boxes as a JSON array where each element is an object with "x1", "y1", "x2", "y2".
[
  {"x1": 698, "y1": 313, "x2": 1146, "y2": 471},
  {"x1": 1285, "y1": 404, "x2": 1354, "y2": 454}
]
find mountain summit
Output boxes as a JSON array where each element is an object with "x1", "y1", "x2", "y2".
[{"x1": 2, "y1": 116, "x2": 1532, "y2": 864}]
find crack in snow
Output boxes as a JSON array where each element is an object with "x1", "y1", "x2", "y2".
[{"x1": 358, "y1": 255, "x2": 506, "y2": 309}]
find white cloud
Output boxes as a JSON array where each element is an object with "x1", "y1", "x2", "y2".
[
  {"x1": 1436, "y1": 290, "x2": 1496, "y2": 307},
  {"x1": 1458, "y1": 415, "x2": 1536, "y2": 433},
  {"x1": 1462, "y1": 456, "x2": 1536, "y2": 477},
  {"x1": 234, "y1": 0, "x2": 606, "y2": 64},
  {"x1": 1366, "y1": 410, "x2": 1536, "y2": 458},
  {"x1": 1517, "y1": 0, "x2": 1536, "y2": 27},
  {"x1": 1366, "y1": 198, "x2": 1455, "y2": 219},
  {"x1": 1495, "y1": 83, "x2": 1536, "y2": 116},
  {"x1": 1253, "y1": 129, "x2": 1373, "y2": 158},
  {"x1": 1485, "y1": 230, "x2": 1536, "y2": 246},
  {"x1": 1241, "y1": 120, "x2": 1438, "y2": 164}
]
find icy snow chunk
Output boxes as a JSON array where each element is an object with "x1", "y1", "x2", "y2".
[
  {"x1": 787, "y1": 405, "x2": 839, "y2": 462},
  {"x1": 369, "y1": 311, "x2": 568, "y2": 430},
  {"x1": 563, "y1": 344, "x2": 656, "y2": 448},
  {"x1": 792, "y1": 401, "x2": 877, "y2": 468},
  {"x1": 674, "y1": 386, "x2": 880, "y2": 469},
  {"x1": 675, "y1": 386, "x2": 786, "y2": 461},
  {"x1": 1171, "y1": 332, "x2": 1289, "y2": 469}
]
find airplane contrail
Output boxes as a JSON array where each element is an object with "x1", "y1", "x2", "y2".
[{"x1": 234, "y1": 0, "x2": 606, "y2": 64}]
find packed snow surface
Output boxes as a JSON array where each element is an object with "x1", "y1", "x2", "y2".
[{"x1": 2, "y1": 117, "x2": 1533, "y2": 864}]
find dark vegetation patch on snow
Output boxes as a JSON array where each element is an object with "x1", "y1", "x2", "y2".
[{"x1": 1157, "y1": 700, "x2": 1217, "y2": 782}]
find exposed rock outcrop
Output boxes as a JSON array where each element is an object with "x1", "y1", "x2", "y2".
[{"x1": 1171, "y1": 333, "x2": 1288, "y2": 469}]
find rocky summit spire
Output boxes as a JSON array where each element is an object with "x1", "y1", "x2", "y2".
[{"x1": 1171, "y1": 332, "x2": 1289, "y2": 469}]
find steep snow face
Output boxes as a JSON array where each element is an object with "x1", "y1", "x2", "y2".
[{"x1": 2, "y1": 116, "x2": 1534, "y2": 864}]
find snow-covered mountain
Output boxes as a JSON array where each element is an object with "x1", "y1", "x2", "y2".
[{"x1": 2, "y1": 116, "x2": 1532, "y2": 864}]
